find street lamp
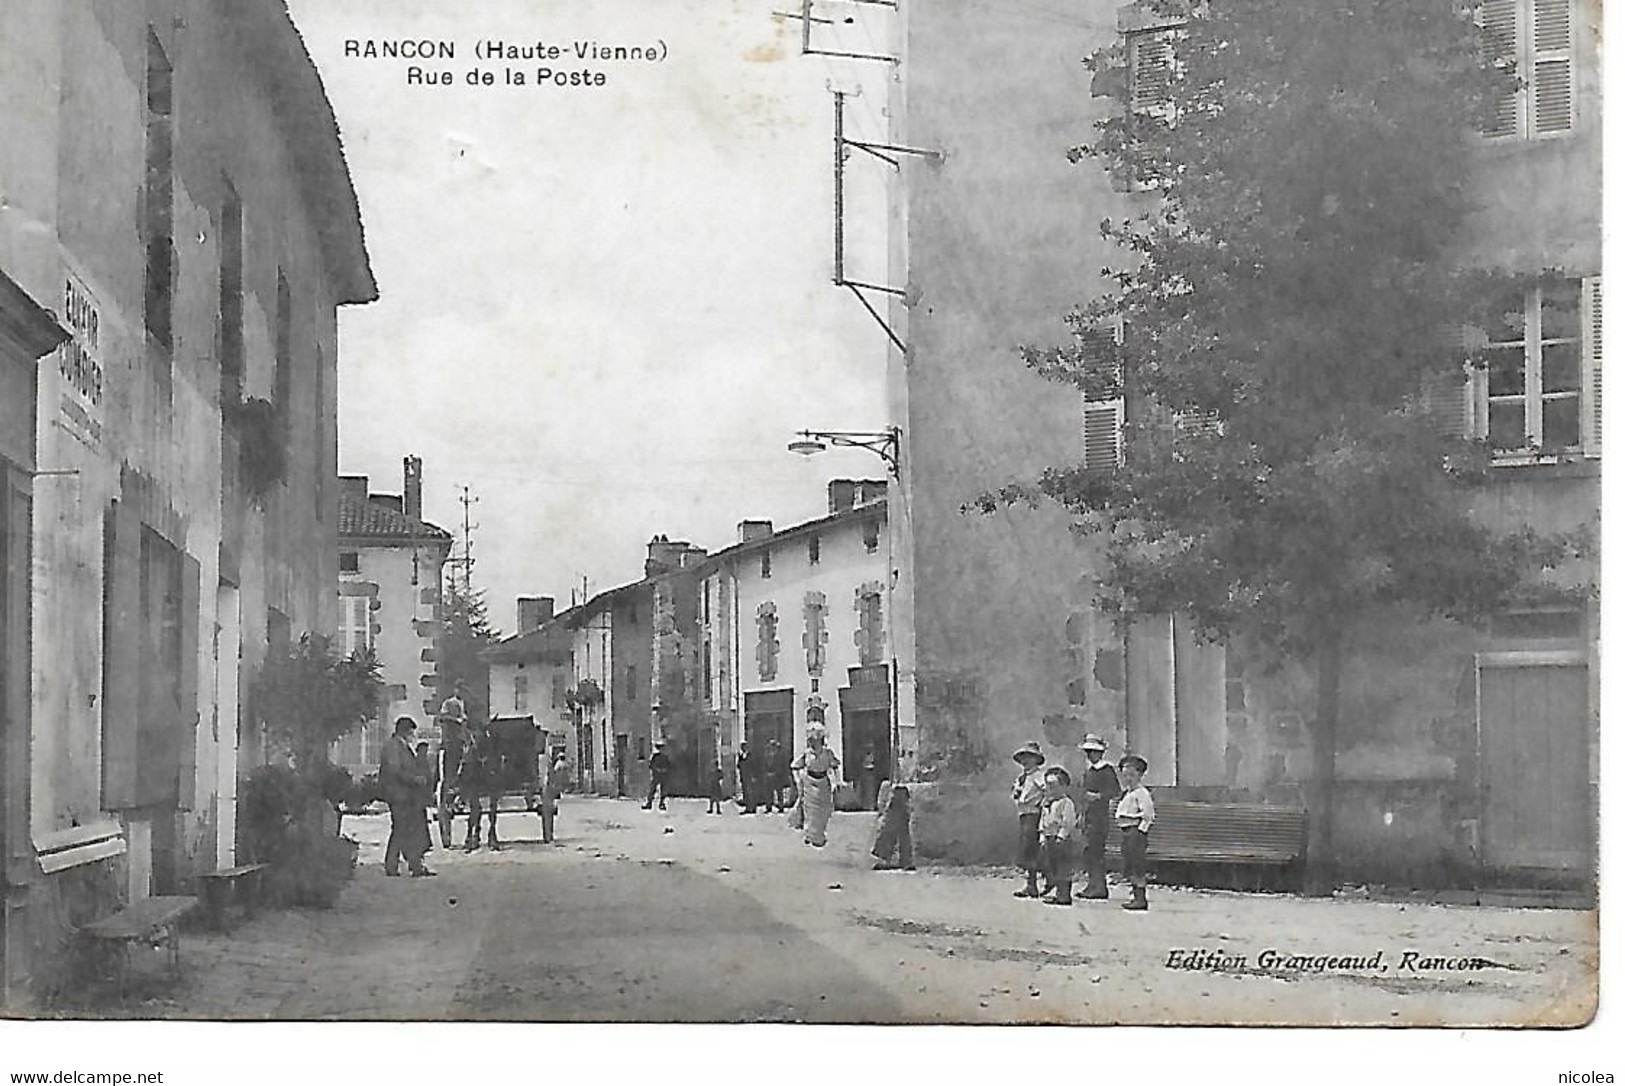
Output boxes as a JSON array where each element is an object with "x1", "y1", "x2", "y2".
[{"x1": 787, "y1": 427, "x2": 901, "y2": 476}]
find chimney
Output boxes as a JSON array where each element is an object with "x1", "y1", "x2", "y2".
[
  {"x1": 403, "y1": 455, "x2": 423, "y2": 521},
  {"x1": 855, "y1": 479, "x2": 888, "y2": 507},
  {"x1": 646, "y1": 535, "x2": 704, "y2": 577},
  {"x1": 828, "y1": 480, "x2": 858, "y2": 514},
  {"x1": 339, "y1": 476, "x2": 369, "y2": 501},
  {"x1": 517, "y1": 596, "x2": 554, "y2": 633},
  {"x1": 738, "y1": 519, "x2": 773, "y2": 544}
]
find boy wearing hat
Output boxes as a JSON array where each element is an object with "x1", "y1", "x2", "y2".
[
  {"x1": 1038, "y1": 766, "x2": 1078, "y2": 906},
  {"x1": 1116, "y1": 754, "x2": 1155, "y2": 911},
  {"x1": 1010, "y1": 741, "x2": 1048, "y2": 898},
  {"x1": 1077, "y1": 734, "x2": 1122, "y2": 899}
]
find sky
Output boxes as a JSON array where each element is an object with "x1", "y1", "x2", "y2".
[{"x1": 285, "y1": 0, "x2": 896, "y2": 633}]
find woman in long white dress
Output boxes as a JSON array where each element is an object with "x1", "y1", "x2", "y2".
[{"x1": 791, "y1": 724, "x2": 840, "y2": 847}]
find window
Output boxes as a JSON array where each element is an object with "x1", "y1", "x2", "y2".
[
  {"x1": 761, "y1": 550, "x2": 772, "y2": 579},
  {"x1": 338, "y1": 551, "x2": 359, "y2": 573},
  {"x1": 861, "y1": 520, "x2": 881, "y2": 554},
  {"x1": 339, "y1": 596, "x2": 371, "y2": 658},
  {"x1": 218, "y1": 181, "x2": 243, "y2": 403},
  {"x1": 1124, "y1": 23, "x2": 1181, "y2": 189},
  {"x1": 144, "y1": 31, "x2": 175, "y2": 354},
  {"x1": 626, "y1": 664, "x2": 637, "y2": 702},
  {"x1": 514, "y1": 669, "x2": 529, "y2": 713},
  {"x1": 1480, "y1": 0, "x2": 1575, "y2": 139},
  {"x1": 1468, "y1": 277, "x2": 1601, "y2": 457},
  {"x1": 1078, "y1": 322, "x2": 1125, "y2": 473},
  {"x1": 808, "y1": 534, "x2": 821, "y2": 565}
]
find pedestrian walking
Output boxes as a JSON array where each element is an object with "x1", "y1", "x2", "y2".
[
  {"x1": 1038, "y1": 766, "x2": 1077, "y2": 906},
  {"x1": 1116, "y1": 754, "x2": 1155, "y2": 911},
  {"x1": 1010, "y1": 741, "x2": 1047, "y2": 898},
  {"x1": 737, "y1": 739, "x2": 760, "y2": 813},
  {"x1": 764, "y1": 738, "x2": 791, "y2": 812},
  {"x1": 644, "y1": 740, "x2": 670, "y2": 810},
  {"x1": 858, "y1": 747, "x2": 880, "y2": 810},
  {"x1": 381, "y1": 717, "x2": 434, "y2": 877},
  {"x1": 791, "y1": 724, "x2": 840, "y2": 847},
  {"x1": 706, "y1": 759, "x2": 725, "y2": 814},
  {"x1": 1076, "y1": 734, "x2": 1122, "y2": 900},
  {"x1": 541, "y1": 748, "x2": 566, "y2": 843},
  {"x1": 870, "y1": 781, "x2": 914, "y2": 870}
]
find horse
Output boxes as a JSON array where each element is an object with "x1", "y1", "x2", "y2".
[{"x1": 455, "y1": 721, "x2": 503, "y2": 851}]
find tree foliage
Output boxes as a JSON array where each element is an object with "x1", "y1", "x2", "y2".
[
  {"x1": 249, "y1": 633, "x2": 384, "y2": 771},
  {"x1": 439, "y1": 579, "x2": 498, "y2": 723},
  {"x1": 981, "y1": 0, "x2": 1588, "y2": 886}
]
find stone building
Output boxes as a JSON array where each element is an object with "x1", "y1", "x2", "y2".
[
  {"x1": 483, "y1": 596, "x2": 574, "y2": 770},
  {"x1": 699, "y1": 481, "x2": 892, "y2": 806},
  {"x1": 0, "y1": 0, "x2": 373, "y2": 1004},
  {"x1": 332, "y1": 457, "x2": 452, "y2": 775},
  {"x1": 859, "y1": 0, "x2": 1597, "y2": 884}
]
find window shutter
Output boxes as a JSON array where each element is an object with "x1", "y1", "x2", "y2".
[
  {"x1": 1082, "y1": 402, "x2": 1124, "y2": 473},
  {"x1": 1129, "y1": 32, "x2": 1175, "y2": 114},
  {"x1": 1581, "y1": 276, "x2": 1601, "y2": 457},
  {"x1": 176, "y1": 551, "x2": 201, "y2": 812},
  {"x1": 102, "y1": 501, "x2": 143, "y2": 809},
  {"x1": 1479, "y1": 0, "x2": 1521, "y2": 137},
  {"x1": 1531, "y1": 0, "x2": 1574, "y2": 134}
]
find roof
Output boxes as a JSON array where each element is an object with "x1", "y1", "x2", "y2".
[
  {"x1": 699, "y1": 500, "x2": 887, "y2": 571},
  {"x1": 338, "y1": 491, "x2": 452, "y2": 545},
  {"x1": 482, "y1": 622, "x2": 573, "y2": 665},
  {"x1": 227, "y1": 1, "x2": 377, "y2": 305}
]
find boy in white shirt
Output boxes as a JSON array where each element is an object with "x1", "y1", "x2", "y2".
[
  {"x1": 1115, "y1": 754, "x2": 1155, "y2": 911},
  {"x1": 1038, "y1": 766, "x2": 1078, "y2": 906}
]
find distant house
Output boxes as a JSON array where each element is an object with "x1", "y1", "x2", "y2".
[
  {"x1": 483, "y1": 596, "x2": 574, "y2": 771},
  {"x1": 333, "y1": 456, "x2": 452, "y2": 775},
  {"x1": 699, "y1": 481, "x2": 891, "y2": 806}
]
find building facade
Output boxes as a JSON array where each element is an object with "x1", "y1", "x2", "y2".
[
  {"x1": 701, "y1": 482, "x2": 892, "y2": 807},
  {"x1": 332, "y1": 458, "x2": 452, "y2": 776},
  {"x1": 0, "y1": 0, "x2": 374, "y2": 1004},
  {"x1": 870, "y1": 0, "x2": 1598, "y2": 883},
  {"x1": 484, "y1": 596, "x2": 574, "y2": 768}
]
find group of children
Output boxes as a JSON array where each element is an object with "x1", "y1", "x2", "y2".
[{"x1": 1011, "y1": 736, "x2": 1154, "y2": 910}]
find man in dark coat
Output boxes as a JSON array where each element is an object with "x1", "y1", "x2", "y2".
[
  {"x1": 1077, "y1": 734, "x2": 1122, "y2": 899},
  {"x1": 644, "y1": 740, "x2": 670, "y2": 810},
  {"x1": 764, "y1": 738, "x2": 791, "y2": 812},
  {"x1": 737, "y1": 739, "x2": 761, "y2": 813},
  {"x1": 381, "y1": 717, "x2": 434, "y2": 877}
]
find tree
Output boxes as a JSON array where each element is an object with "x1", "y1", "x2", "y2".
[
  {"x1": 439, "y1": 579, "x2": 499, "y2": 723},
  {"x1": 249, "y1": 632, "x2": 384, "y2": 771},
  {"x1": 981, "y1": 0, "x2": 1585, "y2": 891}
]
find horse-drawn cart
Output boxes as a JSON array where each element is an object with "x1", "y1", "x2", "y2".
[{"x1": 436, "y1": 714, "x2": 550, "y2": 849}]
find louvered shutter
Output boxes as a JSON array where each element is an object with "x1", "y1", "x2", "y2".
[
  {"x1": 1479, "y1": 0, "x2": 1521, "y2": 137},
  {"x1": 102, "y1": 501, "x2": 143, "y2": 808},
  {"x1": 1531, "y1": 0, "x2": 1574, "y2": 134},
  {"x1": 1129, "y1": 32, "x2": 1175, "y2": 114},
  {"x1": 1422, "y1": 326, "x2": 1473, "y2": 439},
  {"x1": 1083, "y1": 402, "x2": 1125, "y2": 473},
  {"x1": 1581, "y1": 277, "x2": 1601, "y2": 456}
]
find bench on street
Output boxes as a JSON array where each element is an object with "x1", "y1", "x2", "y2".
[
  {"x1": 80, "y1": 895, "x2": 198, "y2": 996},
  {"x1": 1110, "y1": 800, "x2": 1309, "y2": 891},
  {"x1": 197, "y1": 863, "x2": 269, "y2": 931}
]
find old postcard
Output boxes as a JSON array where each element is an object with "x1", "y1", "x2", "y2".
[{"x1": 0, "y1": 0, "x2": 1603, "y2": 1044}]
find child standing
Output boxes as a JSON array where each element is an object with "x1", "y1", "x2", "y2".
[
  {"x1": 870, "y1": 782, "x2": 915, "y2": 870},
  {"x1": 1038, "y1": 766, "x2": 1078, "y2": 906},
  {"x1": 706, "y1": 759, "x2": 725, "y2": 814},
  {"x1": 1010, "y1": 741, "x2": 1048, "y2": 898},
  {"x1": 1115, "y1": 755, "x2": 1155, "y2": 911}
]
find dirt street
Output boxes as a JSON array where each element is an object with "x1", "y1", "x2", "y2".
[{"x1": 116, "y1": 796, "x2": 1595, "y2": 1025}]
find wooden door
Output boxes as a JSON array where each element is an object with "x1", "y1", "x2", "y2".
[{"x1": 1479, "y1": 660, "x2": 1590, "y2": 871}]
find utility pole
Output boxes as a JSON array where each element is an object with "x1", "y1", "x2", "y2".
[{"x1": 450, "y1": 484, "x2": 479, "y2": 597}]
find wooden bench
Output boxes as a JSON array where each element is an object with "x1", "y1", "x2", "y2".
[
  {"x1": 1109, "y1": 800, "x2": 1309, "y2": 891},
  {"x1": 197, "y1": 863, "x2": 269, "y2": 931},
  {"x1": 80, "y1": 895, "x2": 198, "y2": 996}
]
